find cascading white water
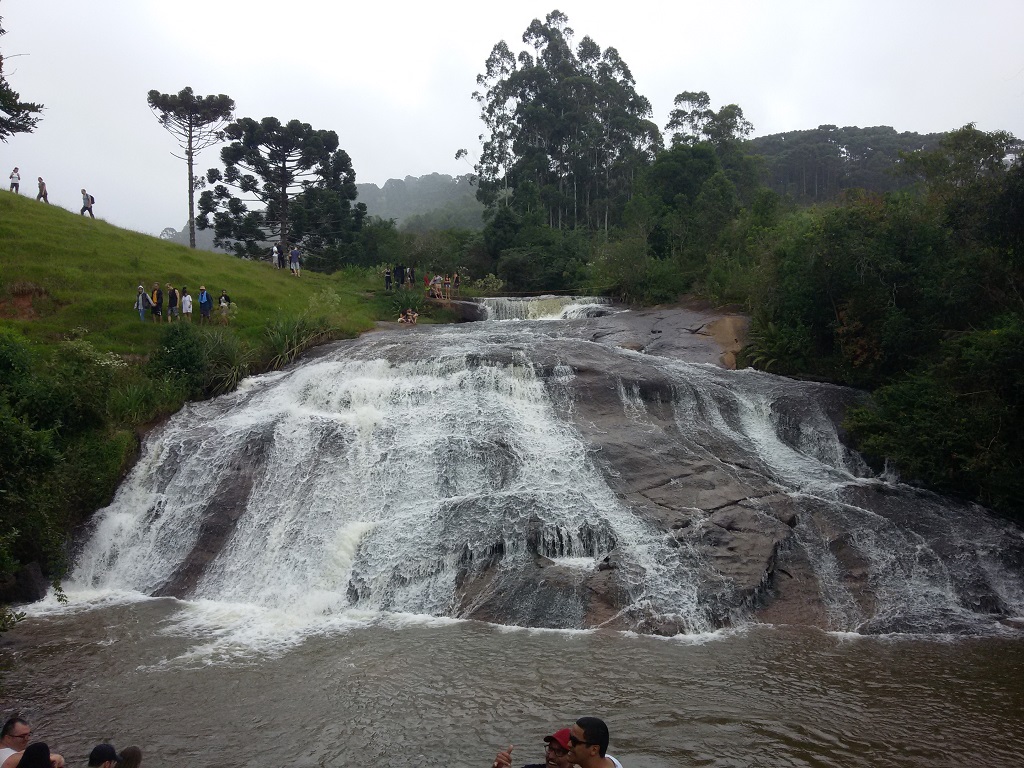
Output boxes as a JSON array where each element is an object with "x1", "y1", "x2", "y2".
[
  {"x1": 59, "y1": 301, "x2": 1024, "y2": 643},
  {"x1": 475, "y1": 295, "x2": 616, "y2": 321},
  {"x1": 70, "y1": 342, "x2": 717, "y2": 635}
]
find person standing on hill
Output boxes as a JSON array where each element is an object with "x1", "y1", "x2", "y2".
[
  {"x1": 218, "y1": 289, "x2": 232, "y2": 322},
  {"x1": 180, "y1": 287, "x2": 193, "y2": 322},
  {"x1": 384, "y1": 267, "x2": 392, "y2": 292},
  {"x1": 289, "y1": 247, "x2": 301, "y2": 277},
  {"x1": 150, "y1": 282, "x2": 163, "y2": 322},
  {"x1": 198, "y1": 285, "x2": 212, "y2": 323},
  {"x1": 8, "y1": 168, "x2": 19, "y2": 193},
  {"x1": 80, "y1": 189, "x2": 94, "y2": 218},
  {"x1": 133, "y1": 285, "x2": 151, "y2": 322},
  {"x1": 272, "y1": 243, "x2": 281, "y2": 269},
  {"x1": 35, "y1": 177, "x2": 48, "y2": 203},
  {"x1": 166, "y1": 283, "x2": 179, "y2": 322}
]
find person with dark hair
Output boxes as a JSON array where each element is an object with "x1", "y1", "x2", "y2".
[
  {"x1": 565, "y1": 717, "x2": 622, "y2": 768},
  {"x1": 117, "y1": 747, "x2": 141, "y2": 768},
  {"x1": 80, "y1": 189, "x2": 94, "y2": 218},
  {"x1": 0, "y1": 717, "x2": 31, "y2": 766},
  {"x1": 15, "y1": 744, "x2": 50, "y2": 768},
  {"x1": 492, "y1": 728, "x2": 572, "y2": 768},
  {"x1": 86, "y1": 744, "x2": 120, "y2": 768},
  {"x1": 0, "y1": 716, "x2": 65, "y2": 768}
]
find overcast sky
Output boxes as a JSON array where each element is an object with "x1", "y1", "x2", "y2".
[{"x1": 2, "y1": 0, "x2": 1022, "y2": 237}]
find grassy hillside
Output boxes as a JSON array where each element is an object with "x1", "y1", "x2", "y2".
[{"x1": 0, "y1": 191, "x2": 377, "y2": 352}]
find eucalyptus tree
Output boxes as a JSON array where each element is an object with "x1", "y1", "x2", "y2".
[
  {"x1": 666, "y1": 91, "x2": 753, "y2": 147},
  {"x1": 0, "y1": 11, "x2": 43, "y2": 141},
  {"x1": 146, "y1": 87, "x2": 235, "y2": 247},
  {"x1": 198, "y1": 116, "x2": 360, "y2": 260},
  {"x1": 468, "y1": 10, "x2": 660, "y2": 232}
]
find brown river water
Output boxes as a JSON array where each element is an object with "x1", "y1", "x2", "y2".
[{"x1": 2, "y1": 600, "x2": 1022, "y2": 768}]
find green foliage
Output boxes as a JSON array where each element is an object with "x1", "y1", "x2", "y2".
[
  {"x1": 471, "y1": 11, "x2": 662, "y2": 231},
  {"x1": 263, "y1": 315, "x2": 332, "y2": 370},
  {"x1": 846, "y1": 316, "x2": 1024, "y2": 516},
  {"x1": 198, "y1": 116, "x2": 362, "y2": 260},
  {"x1": 747, "y1": 124, "x2": 947, "y2": 204},
  {"x1": 0, "y1": 14, "x2": 43, "y2": 141},
  {"x1": 470, "y1": 273, "x2": 506, "y2": 294}
]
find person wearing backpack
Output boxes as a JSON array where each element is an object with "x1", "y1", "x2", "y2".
[{"x1": 81, "y1": 188, "x2": 95, "y2": 218}]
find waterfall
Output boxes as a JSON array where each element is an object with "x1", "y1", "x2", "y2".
[
  {"x1": 475, "y1": 295, "x2": 616, "y2": 321},
  {"x1": 62, "y1": 303, "x2": 1024, "y2": 640}
]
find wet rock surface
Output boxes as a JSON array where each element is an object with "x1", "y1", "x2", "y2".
[{"x1": 79, "y1": 301, "x2": 1024, "y2": 637}]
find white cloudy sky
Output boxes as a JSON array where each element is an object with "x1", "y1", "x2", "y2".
[{"x1": 2, "y1": 0, "x2": 1022, "y2": 236}]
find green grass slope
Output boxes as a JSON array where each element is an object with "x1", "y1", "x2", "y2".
[{"x1": 0, "y1": 191, "x2": 376, "y2": 353}]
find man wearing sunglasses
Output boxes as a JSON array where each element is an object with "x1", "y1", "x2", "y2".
[
  {"x1": 492, "y1": 728, "x2": 573, "y2": 768},
  {"x1": 565, "y1": 717, "x2": 622, "y2": 768}
]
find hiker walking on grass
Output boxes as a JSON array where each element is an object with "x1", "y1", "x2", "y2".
[
  {"x1": 81, "y1": 188, "x2": 95, "y2": 218},
  {"x1": 8, "y1": 168, "x2": 19, "y2": 193},
  {"x1": 181, "y1": 287, "x2": 193, "y2": 322},
  {"x1": 36, "y1": 177, "x2": 48, "y2": 203},
  {"x1": 150, "y1": 282, "x2": 163, "y2": 322},
  {"x1": 133, "y1": 285, "x2": 151, "y2": 322},
  {"x1": 289, "y1": 247, "x2": 301, "y2": 277}
]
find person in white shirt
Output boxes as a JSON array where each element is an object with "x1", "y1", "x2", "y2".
[
  {"x1": 8, "y1": 168, "x2": 20, "y2": 193},
  {"x1": 0, "y1": 716, "x2": 65, "y2": 768},
  {"x1": 181, "y1": 287, "x2": 193, "y2": 321}
]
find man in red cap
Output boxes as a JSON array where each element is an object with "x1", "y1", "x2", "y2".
[{"x1": 491, "y1": 728, "x2": 572, "y2": 768}]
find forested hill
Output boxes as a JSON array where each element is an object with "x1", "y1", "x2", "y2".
[
  {"x1": 355, "y1": 173, "x2": 484, "y2": 231},
  {"x1": 746, "y1": 125, "x2": 946, "y2": 204}
]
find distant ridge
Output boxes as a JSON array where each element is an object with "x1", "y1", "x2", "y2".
[{"x1": 356, "y1": 172, "x2": 484, "y2": 230}]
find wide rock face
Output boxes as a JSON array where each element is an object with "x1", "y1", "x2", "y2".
[
  {"x1": 72, "y1": 304, "x2": 1024, "y2": 636},
  {"x1": 441, "y1": 309, "x2": 1024, "y2": 635}
]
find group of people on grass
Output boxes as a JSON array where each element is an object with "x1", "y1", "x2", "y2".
[
  {"x1": 8, "y1": 167, "x2": 95, "y2": 218},
  {"x1": 493, "y1": 716, "x2": 623, "y2": 768},
  {"x1": 1, "y1": 715, "x2": 141, "y2": 768},
  {"x1": 270, "y1": 244, "x2": 302, "y2": 276},
  {"x1": 133, "y1": 283, "x2": 231, "y2": 324}
]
